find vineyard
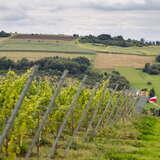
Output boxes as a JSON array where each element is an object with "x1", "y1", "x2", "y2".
[{"x1": 0, "y1": 67, "x2": 145, "y2": 159}]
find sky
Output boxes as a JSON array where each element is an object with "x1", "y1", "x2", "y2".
[{"x1": 0, "y1": 0, "x2": 160, "y2": 40}]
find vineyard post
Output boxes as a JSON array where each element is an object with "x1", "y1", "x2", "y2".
[
  {"x1": 0, "y1": 66, "x2": 38, "y2": 150},
  {"x1": 127, "y1": 90, "x2": 141, "y2": 118},
  {"x1": 93, "y1": 84, "x2": 119, "y2": 134},
  {"x1": 109, "y1": 88, "x2": 133, "y2": 126},
  {"x1": 25, "y1": 70, "x2": 68, "y2": 160},
  {"x1": 104, "y1": 86, "x2": 127, "y2": 127},
  {"x1": 83, "y1": 81, "x2": 109, "y2": 140},
  {"x1": 123, "y1": 89, "x2": 137, "y2": 119},
  {"x1": 49, "y1": 75, "x2": 87, "y2": 159},
  {"x1": 64, "y1": 83, "x2": 100, "y2": 156},
  {"x1": 117, "y1": 88, "x2": 135, "y2": 122}
]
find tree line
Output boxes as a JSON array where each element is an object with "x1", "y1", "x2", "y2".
[
  {"x1": 143, "y1": 54, "x2": 160, "y2": 75},
  {"x1": 79, "y1": 34, "x2": 160, "y2": 47},
  {"x1": 0, "y1": 30, "x2": 11, "y2": 37},
  {"x1": 0, "y1": 56, "x2": 129, "y2": 89}
]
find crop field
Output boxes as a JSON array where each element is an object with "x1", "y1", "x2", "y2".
[
  {"x1": 79, "y1": 43, "x2": 160, "y2": 56},
  {"x1": 0, "y1": 51, "x2": 95, "y2": 60},
  {"x1": 0, "y1": 37, "x2": 159, "y2": 70},
  {"x1": 12, "y1": 34, "x2": 75, "y2": 41},
  {"x1": 0, "y1": 37, "x2": 10, "y2": 42},
  {"x1": 0, "y1": 39, "x2": 94, "y2": 54},
  {"x1": 95, "y1": 53, "x2": 154, "y2": 69}
]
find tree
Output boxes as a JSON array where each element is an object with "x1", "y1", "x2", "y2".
[
  {"x1": 156, "y1": 54, "x2": 160, "y2": 62},
  {"x1": 97, "y1": 34, "x2": 112, "y2": 40},
  {"x1": 108, "y1": 71, "x2": 130, "y2": 90},
  {"x1": 0, "y1": 57, "x2": 15, "y2": 69},
  {"x1": 0, "y1": 30, "x2": 11, "y2": 37},
  {"x1": 73, "y1": 34, "x2": 79, "y2": 38}
]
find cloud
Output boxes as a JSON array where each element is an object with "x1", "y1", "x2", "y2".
[
  {"x1": 84, "y1": 0, "x2": 160, "y2": 11},
  {"x1": 0, "y1": 0, "x2": 160, "y2": 21},
  {"x1": 0, "y1": 0, "x2": 159, "y2": 40}
]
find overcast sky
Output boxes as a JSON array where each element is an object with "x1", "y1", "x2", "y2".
[{"x1": 0, "y1": 0, "x2": 160, "y2": 40}]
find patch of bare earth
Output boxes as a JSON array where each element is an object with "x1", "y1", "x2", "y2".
[{"x1": 95, "y1": 53, "x2": 154, "y2": 69}]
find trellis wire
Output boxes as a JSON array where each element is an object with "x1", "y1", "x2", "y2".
[
  {"x1": 109, "y1": 88, "x2": 135, "y2": 126},
  {"x1": 83, "y1": 81, "x2": 109, "y2": 140},
  {"x1": 122, "y1": 89, "x2": 138, "y2": 119},
  {"x1": 64, "y1": 83, "x2": 100, "y2": 156},
  {"x1": 0, "y1": 66, "x2": 38, "y2": 150},
  {"x1": 0, "y1": 69, "x2": 146, "y2": 159},
  {"x1": 93, "y1": 84, "x2": 119, "y2": 134},
  {"x1": 25, "y1": 70, "x2": 68, "y2": 160},
  {"x1": 49, "y1": 75, "x2": 87, "y2": 159},
  {"x1": 103, "y1": 86, "x2": 127, "y2": 127},
  {"x1": 127, "y1": 92, "x2": 141, "y2": 118}
]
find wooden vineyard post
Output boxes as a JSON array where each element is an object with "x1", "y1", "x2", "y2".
[
  {"x1": 109, "y1": 88, "x2": 133, "y2": 126},
  {"x1": 121, "y1": 89, "x2": 137, "y2": 120},
  {"x1": 93, "y1": 84, "x2": 119, "y2": 134},
  {"x1": 103, "y1": 86, "x2": 127, "y2": 127},
  {"x1": 49, "y1": 75, "x2": 87, "y2": 159},
  {"x1": 83, "y1": 82, "x2": 108, "y2": 141},
  {"x1": 64, "y1": 83, "x2": 100, "y2": 156},
  {"x1": 0, "y1": 66, "x2": 38, "y2": 150},
  {"x1": 25, "y1": 70, "x2": 68, "y2": 160}
]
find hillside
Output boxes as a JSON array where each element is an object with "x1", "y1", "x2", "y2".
[
  {"x1": 0, "y1": 34, "x2": 160, "y2": 160},
  {"x1": 0, "y1": 36, "x2": 159, "y2": 70},
  {"x1": 0, "y1": 68, "x2": 145, "y2": 159}
]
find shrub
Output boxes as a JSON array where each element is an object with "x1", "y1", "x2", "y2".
[{"x1": 156, "y1": 54, "x2": 160, "y2": 62}]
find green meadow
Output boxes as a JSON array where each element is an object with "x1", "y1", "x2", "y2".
[
  {"x1": 0, "y1": 39, "x2": 94, "y2": 54},
  {"x1": 79, "y1": 43, "x2": 160, "y2": 56}
]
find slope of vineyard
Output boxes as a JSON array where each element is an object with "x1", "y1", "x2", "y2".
[
  {"x1": 63, "y1": 116, "x2": 160, "y2": 160},
  {"x1": 0, "y1": 69, "x2": 137, "y2": 159}
]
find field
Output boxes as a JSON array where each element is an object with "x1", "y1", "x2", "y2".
[
  {"x1": 95, "y1": 53, "x2": 154, "y2": 69},
  {"x1": 0, "y1": 38, "x2": 94, "y2": 54},
  {"x1": 117, "y1": 67, "x2": 160, "y2": 103},
  {"x1": 78, "y1": 43, "x2": 160, "y2": 56},
  {"x1": 0, "y1": 37, "x2": 158, "y2": 69},
  {"x1": 12, "y1": 34, "x2": 74, "y2": 41},
  {"x1": 0, "y1": 51, "x2": 94, "y2": 60}
]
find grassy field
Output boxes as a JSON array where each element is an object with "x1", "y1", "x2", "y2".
[
  {"x1": 87, "y1": 116, "x2": 160, "y2": 160},
  {"x1": 0, "y1": 38, "x2": 160, "y2": 56},
  {"x1": 79, "y1": 43, "x2": 160, "y2": 56},
  {"x1": 0, "y1": 38, "x2": 157, "y2": 69},
  {"x1": 0, "y1": 39, "x2": 94, "y2": 54},
  {"x1": 117, "y1": 67, "x2": 160, "y2": 104}
]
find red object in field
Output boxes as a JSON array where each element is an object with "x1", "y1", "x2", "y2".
[{"x1": 149, "y1": 97, "x2": 157, "y2": 103}]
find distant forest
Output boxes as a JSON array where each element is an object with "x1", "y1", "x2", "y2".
[
  {"x1": 0, "y1": 30, "x2": 11, "y2": 37},
  {"x1": 143, "y1": 54, "x2": 160, "y2": 75},
  {"x1": 79, "y1": 34, "x2": 160, "y2": 47},
  {"x1": 0, "y1": 56, "x2": 129, "y2": 89},
  {"x1": 1, "y1": 30, "x2": 159, "y2": 47}
]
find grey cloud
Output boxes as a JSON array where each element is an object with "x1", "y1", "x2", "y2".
[
  {"x1": 84, "y1": 0, "x2": 160, "y2": 11},
  {"x1": 0, "y1": 0, "x2": 160, "y2": 40}
]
